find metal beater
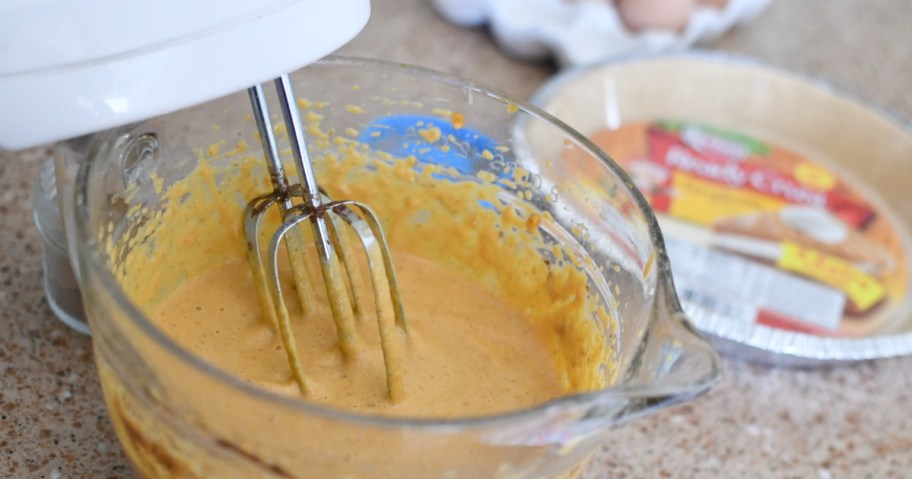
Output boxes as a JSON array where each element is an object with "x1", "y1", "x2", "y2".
[{"x1": 243, "y1": 75, "x2": 407, "y2": 402}]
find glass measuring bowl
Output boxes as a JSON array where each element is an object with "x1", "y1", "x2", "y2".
[{"x1": 58, "y1": 57, "x2": 721, "y2": 478}]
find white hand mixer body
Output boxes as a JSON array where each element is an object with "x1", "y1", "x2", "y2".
[{"x1": 0, "y1": 0, "x2": 369, "y2": 150}]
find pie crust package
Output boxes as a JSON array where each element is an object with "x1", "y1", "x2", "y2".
[{"x1": 532, "y1": 52, "x2": 912, "y2": 364}]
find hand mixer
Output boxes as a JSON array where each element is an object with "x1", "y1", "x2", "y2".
[{"x1": 1, "y1": 0, "x2": 409, "y2": 401}]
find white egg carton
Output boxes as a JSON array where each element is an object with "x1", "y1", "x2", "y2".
[{"x1": 431, "y1": 0, "x2": 772, "y2": 68}]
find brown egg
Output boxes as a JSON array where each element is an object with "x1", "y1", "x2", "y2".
[
  {"x1": 697, "y1": 0, "x2": 729, "y2": 8},
  {"x1": 616, "y1": 0, "x2": 696, "y2": 32}
]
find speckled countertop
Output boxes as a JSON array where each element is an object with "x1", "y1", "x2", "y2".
[{"x1": 1, "y1": 0, "x2": 911, "y2": 477}]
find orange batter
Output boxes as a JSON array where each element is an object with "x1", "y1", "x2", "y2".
[
  {"x1": 100, "y1": 111, "x2": 617, "y2": 477},
  {"x1": 113, "y1": 124, "x2": 615, "y2": 413},
  {"x1": 152, "y1": 252, "x2": 564, "y2": 417}
]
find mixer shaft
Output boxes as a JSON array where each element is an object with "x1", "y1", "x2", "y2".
[{"x1": 243, "y1": 76, "x2": 407, "y2": 402}]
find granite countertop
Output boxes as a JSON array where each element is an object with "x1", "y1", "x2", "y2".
[{"x1": 1, "y1": 0, "x2": 911, "y2": 477}]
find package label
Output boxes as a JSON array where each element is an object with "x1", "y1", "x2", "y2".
[{"x1": 588, "y1": 121, "x2": 908, "y2": 337}]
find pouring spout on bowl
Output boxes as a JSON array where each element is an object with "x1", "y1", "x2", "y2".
[
  {"x1": 619, "y1": 274, "x2": 723, "y2": 401},
  {"x1": 482, "y1": 274, "x2": 721, "y2": 453}
]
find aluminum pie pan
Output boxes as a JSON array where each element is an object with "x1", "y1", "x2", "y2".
[{"x1": 530, "y1": 51, "x2": 912, "y2": 365}]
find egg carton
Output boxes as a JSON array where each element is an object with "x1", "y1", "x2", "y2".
[{"x1": 431, "y1": 0, "x2": 772, "y2": 68}]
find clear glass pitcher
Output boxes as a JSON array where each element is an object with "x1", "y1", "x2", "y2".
[{"x1": 56, "y1": 57, "x2": 721, "y2": 478}]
